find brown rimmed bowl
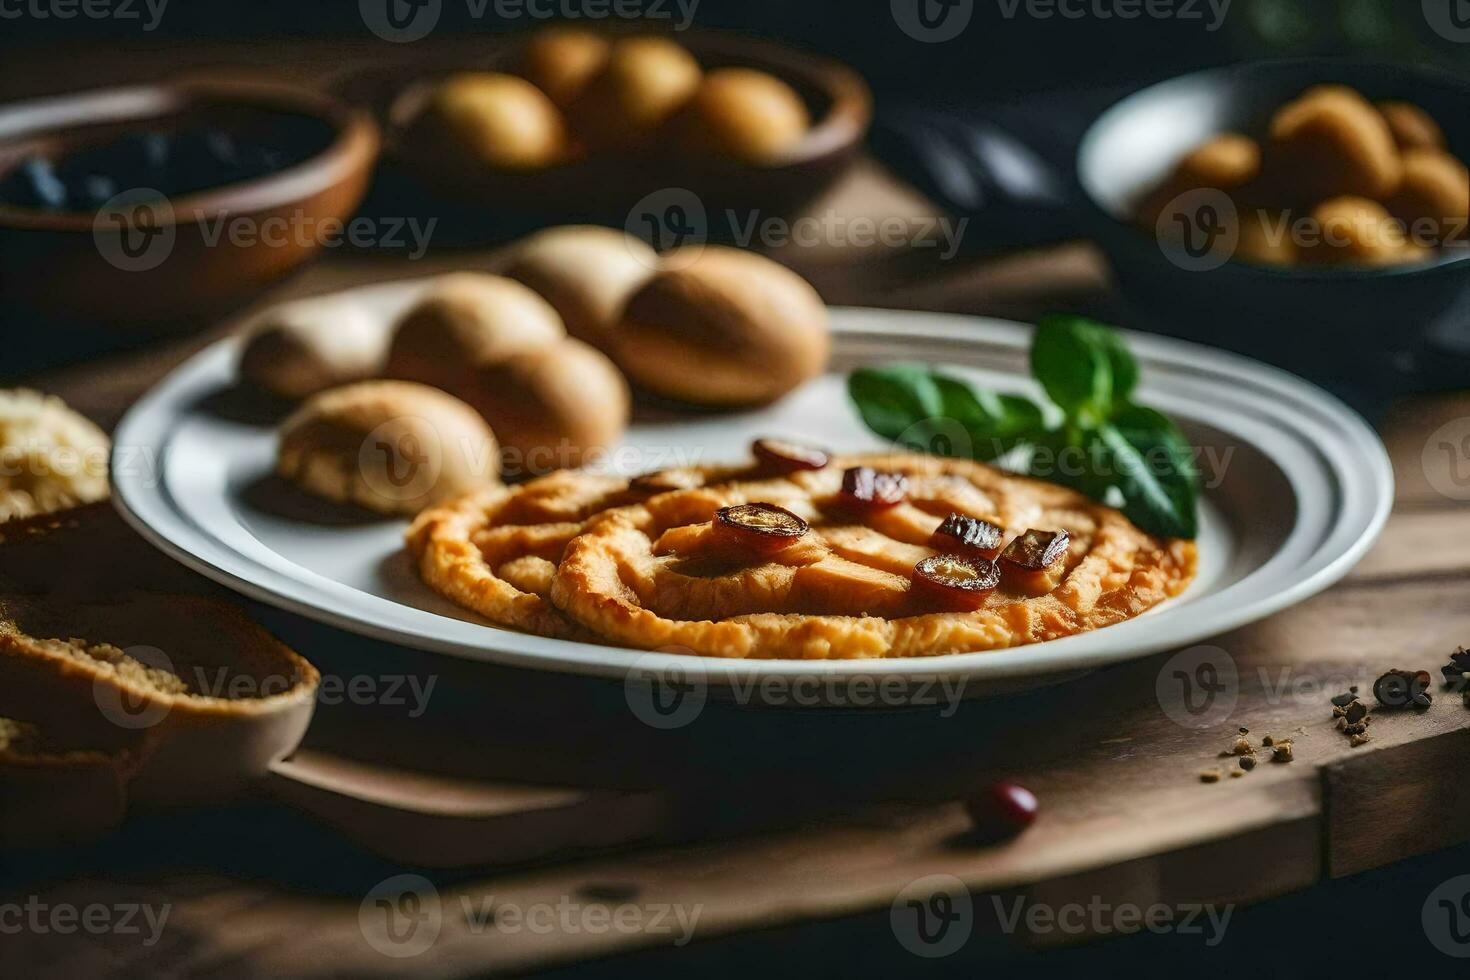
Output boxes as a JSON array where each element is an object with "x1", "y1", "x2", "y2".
[
  {"x1": 356, "y1": 28, "x2": 871, "y2": 230},
  {"x1": 0, "y1": 78, "x2": 379, "y2": 327}
]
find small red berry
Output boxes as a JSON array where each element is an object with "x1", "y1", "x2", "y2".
[{"x1": 964, "y1": 781, "x2": 1039, "y2": 839}]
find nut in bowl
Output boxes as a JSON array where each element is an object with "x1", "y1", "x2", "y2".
[
  {"x1": 1078, "y1": 59, "x2": 1470, "y2": 386},
  {"x1": 374, "y1": 26, "x2": 871, "y2": 223},
  {"x1": 1141, "y1": 81, "x2": 1467, "y2": 269}
]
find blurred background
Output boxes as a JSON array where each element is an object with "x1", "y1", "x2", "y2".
[
  {"x1": 4, "y1": 0, "x2": 1469, "y2": 95},
  {"x1": 1, "y1": 1, "x2": 1467, "y2": 396}
]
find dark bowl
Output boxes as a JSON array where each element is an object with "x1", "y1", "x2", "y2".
[
  {"x1": 0, "y1": 78, "x2": 380, "y2": 328},
  {"x1": 1076, "y1": 59, "x2": 1470, "y2": 386},
  {"x1": 360, "y1": 28, "x2": 871, "y2": 230}
]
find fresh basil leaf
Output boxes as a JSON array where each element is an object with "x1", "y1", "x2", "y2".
[
  {"x1": 847, "y1": 365, "x2": 943, "y2": 442},
  {"x1": 847, "y1": 321, "x2": 1194, "y2": 541},
  {"x1": 1093, "y1": 323, "x2": 1139, "y2": 407},
  {"x1": 850, "y1": 366, "x2": 1046, "y2": 459},
  {"x1": 932, "y1": 375, "x2": 1045, "y2": 460},
  {"x1": 1026, "y1": 425, "x2": 1115, "y2": 501},
  {"x1": 1030, "y1": 315, "x2": 1140, "y2": 421},
  {"x1": 1095, "y1": 406, "x2": 1199, "y2": 539}
]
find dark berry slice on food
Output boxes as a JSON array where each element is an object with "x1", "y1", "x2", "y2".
[
  {"x1": 752, "y1": 438, "x2": 830, "y2": 473},
  {"x1": 714, "y1": 503, "x2": 810, "y2": 549},
  {"x1": 930, "y1": 513, "x2": 1005, "y2": 559},
  {"x1": 912, "y1": 554, "x2": 1001, "y2": 610},
  {"x1": 840, "y1": 466, "x2": 908, "y2": 511},
  {"x1": 999, "y1": 529, "x2": 1070, "y2": 595}
]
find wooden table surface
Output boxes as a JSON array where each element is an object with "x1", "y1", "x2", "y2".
[{"x1": 4, "y1": 42, "x2": 1470, "y2": 978}]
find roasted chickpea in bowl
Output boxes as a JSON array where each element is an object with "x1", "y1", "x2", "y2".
[
  {"x1": 1136, "y1": 81, "x2": 1466, "y2": 270},
  {"x1": 1075, "y1": 60, "x2": 1470, "y2": 389}
]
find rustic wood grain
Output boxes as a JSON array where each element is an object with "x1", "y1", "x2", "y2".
[{"x1": 1325, "y1": 725, "x2": 1470, "y2": 878}]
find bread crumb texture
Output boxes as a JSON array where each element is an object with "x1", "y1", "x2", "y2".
[{"x1": 0, "y1": 389, "x2": 109, "y2": 522}]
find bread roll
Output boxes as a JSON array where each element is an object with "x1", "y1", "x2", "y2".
[
  {"x1": 239, "y1": 299, "x2": 389, "y2": 400},
  {"x1": 612, "y1": 246, "x2": 829, "y2": 406},
  {"x1": 277, "y1": 380, "x2": 500, "y2": 515},
  {"x1": 386, "y1": 273, "x2": 566, "y2": 390},
  {"x1": 501, "y1": 225, "x2": 659, "y2": 347},
  {"x1": 450, "y1": 338, "x2": 630, "y2": 476}
]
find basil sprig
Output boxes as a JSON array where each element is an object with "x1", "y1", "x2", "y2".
[{"x1": 847, "y1": 315, "x2": 1199, "y2": 539}]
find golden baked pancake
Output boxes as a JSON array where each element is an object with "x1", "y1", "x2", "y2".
[{"x1": 406, "y1": 449, "x2": 1197, "y2": 659}]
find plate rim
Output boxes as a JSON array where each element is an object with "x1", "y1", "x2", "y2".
[{"x1": 111, "y1": 303, "x2": 1394, "y2": 688}]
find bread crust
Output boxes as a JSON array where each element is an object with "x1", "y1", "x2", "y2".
[{"x1": 0, "y1": 509, "x2": 321, "y2": 845}]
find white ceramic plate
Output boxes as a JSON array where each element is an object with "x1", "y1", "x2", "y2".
[{"x1": 112, "y1": 287, "x2": 1393, "y2": 697}]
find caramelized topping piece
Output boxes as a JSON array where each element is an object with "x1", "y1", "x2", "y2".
[
  {"x1": 930, "y1": 513, "x2": 1004, "y2": 559},
  {"x1": 912, "y1": 554, "x2": 1001, "y2": 611},
  {"x1": 839, "y1": 466, "x2": 908, "y2": 510},
  {"x1": 1000, "y1": 529, "x2": 1070, "y2": 570},
  {"x1": 999, "y1": 528, "x2": 1070, "y2": 596},
  {"x1": 752, "y1": 437, "x2": 830, "y2": 473},
  {"x1": 714, "y1": 502, "x2": 810, "y2": 546}
]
